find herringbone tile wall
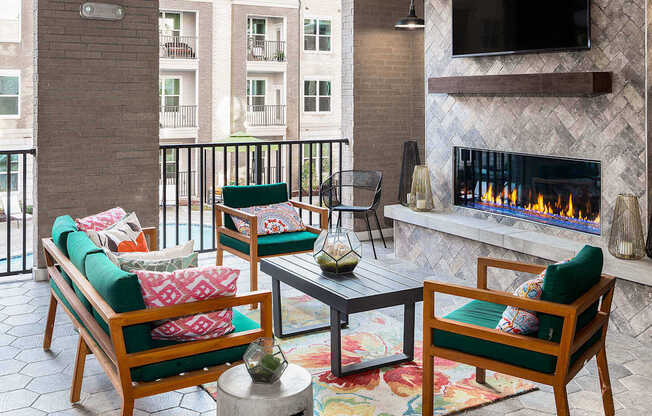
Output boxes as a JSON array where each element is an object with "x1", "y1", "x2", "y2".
[{"x1": 424, "y1": 0, "x2": 649, "y2": 243}]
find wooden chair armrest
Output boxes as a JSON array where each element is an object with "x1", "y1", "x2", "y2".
[
  {"x1": 477, "y1": 257, "x2": 547, "y2": 289},
  {"x1": 424, "y1": 280, "x2": 574, "y2": 318},
  {"x1": 215, "y1": 204, "x2": 256, "y2": 221},
  {"x1": 142, "y1": 227, "x2": 158, "y2": 251},
  {"x1": 289, "y1": 200, "x2": 329, "y2": 230},
  {"x1": 570, "y1": 275, "x2": 616, "y2": 316},
  {"x1": 218, "y1": 226, "x2": 252, "y2": 244}
]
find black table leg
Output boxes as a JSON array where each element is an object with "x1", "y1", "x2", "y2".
[
  {"x1": 273, "y1": 278, "x2": 348, "y2": 338},
  {"x1": 330, "y1": 303, "x2": 416, "y2": 377}
]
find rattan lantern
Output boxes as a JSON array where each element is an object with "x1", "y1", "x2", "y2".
[{"x1": 608, "y1": 194, "x2": 645, "y2": 260}]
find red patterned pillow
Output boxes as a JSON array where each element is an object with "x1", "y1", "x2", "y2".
[
  {"x1": 75, "y1": 207, "x2": 126, "y2": 232},
  {"x1": 231, "y1": 201, "x2": 306, "y2": 236},
  {"x1": 86, "y1": 212, "x2": 148, "y2": 253},
  {"x1": 134, "y1": 266, "x2": 239, "y2": 341}
]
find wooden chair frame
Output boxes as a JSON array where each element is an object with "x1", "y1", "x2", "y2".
[
  {"x1": 42, "y1": 228, "x2": 273, "y2": 416},
  {"x1": 422, "y1": 257, "x2": 616, "y2": 416},
  {"x1": 215, "y1": 200, "x2": 328, "y2": 297}
]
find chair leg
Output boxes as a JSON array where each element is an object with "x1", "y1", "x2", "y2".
[
  {"x1": 364, "y1": 213, "x2": 377, "y2": 259},
  {"x1": 422, "y1": 352, "x2": 434, "y2": 416},
  {"x1": 553, "y1": 384, "x2": 570, "y2": 416},
  {"x1": 43, "y1": 293, "x2": 57, "y2": 351},
  {"x1": 121, "y1": 396, "x2": 135, "y2": 416},
  {"x1": 597, "y1": 347, "x2": 615, "y2": 415},
  {"x1": 336, "y1": 211, "x2": 342, "y2": 228},
  {"x1": 216, "y1": 247, "x2": 223, "y2": 266},
  {"x1": 249, "y1": 259, "x2": 259, "y2": 310},
  {"x1": 373, "y1": 211, "x2": 387, "y2": 248},
  {"x1": 476, "y1": 368, "x2": 486, "y2": 384},
  {"x1": 70, "y1": 337, "x2": 88, "y2": 403}
]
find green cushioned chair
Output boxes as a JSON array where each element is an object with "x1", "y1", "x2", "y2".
[
  {"x1": 42, "y1": 215, "x2": 274, "y2": 416},
  {"x1": 216, "y1": 183, "x2": 328, "y2": 297},
  {"x1": 422, "y1": 247, "x2": 616, "y2": 416}
]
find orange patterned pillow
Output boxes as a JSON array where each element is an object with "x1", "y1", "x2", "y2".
[{"x1": 86, "y1": 212, "x2": 148, "y2": 253}]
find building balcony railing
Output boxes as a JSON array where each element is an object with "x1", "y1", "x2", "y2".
[
  {"x1": 160, "y1": 34, "x2": 197, "y2": 59},
  {"x1": 247, "y1": 37, "x2": 286, "y2": 62},
  {"x1": 160, "y1": 105, "x2": 198, "y2": 128},
  {"x1": 246, "y1": 105, "x2": 286, "y2": 127}
]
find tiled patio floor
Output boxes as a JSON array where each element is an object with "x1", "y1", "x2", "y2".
[{"x1": 0, "y1": 239, "x2": 650, "y2": 415}]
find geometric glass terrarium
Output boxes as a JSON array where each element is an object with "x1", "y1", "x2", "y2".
[
  {"x1": 313, "y1": 228, "x2": 362, "y2": 274},
  {"x1": 243, "y1": 337, "x2": 288, "y2": 384}
]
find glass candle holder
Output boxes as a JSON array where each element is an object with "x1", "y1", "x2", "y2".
[
  {"x1": 409, "y1": 165, "x2": 434, "y2": 212},
  {"x1": 608, "y1": 194, "x2": 646, "y2": 260}
]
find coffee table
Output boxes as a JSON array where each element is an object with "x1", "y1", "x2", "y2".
[{"x1": 260, "y1": 253, "x2": 423, "y2": 377}]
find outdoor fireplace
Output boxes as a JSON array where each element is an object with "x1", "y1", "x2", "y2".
[{"x1": 453, "y1": 147, "x2": 601, "y2": 235}]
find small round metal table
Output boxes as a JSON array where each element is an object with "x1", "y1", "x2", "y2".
[{"x1": 215, "y1": 363, "x2": 313, "y2": 416}]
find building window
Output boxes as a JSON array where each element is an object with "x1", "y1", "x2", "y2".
[
  {"x1": 0, "y1": 155, "x2": 19, "y2": 192},
  {"x1": 247, "y1": 79, "x2": 266, "y2": 110},
  {"x1": 304, "y1": 18, "x2": 331, "y2": 52},
  {"x1": 159, "y1": 12, "x2": 181, "y2": 38},
  {"x1": 160, "y1": 78, "x2": 180, "y2": 109},
  {"x1": 0, "y1": 0, "x2": 20, "y2": 43},
  {"x1": 248, "y1": 18, "x2": 266, "y2": 44},
  {"x1": 160, "y1": 150, "x2": 176, "y2": 180},
  {"x1": 304, "y1": 80, "x2": 331, "y2": 113},
  {"x1": 0, "y1": 71, "x2": 19, "y2": 117}
]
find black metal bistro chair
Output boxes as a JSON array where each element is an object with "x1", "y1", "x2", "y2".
[{"x1": 319, "y1": 170, "x2": 387, "y2": 259}]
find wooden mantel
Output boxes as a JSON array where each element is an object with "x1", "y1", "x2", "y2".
[{"x1": 428, "y1": 72, "x2": 612, "y2": 95}]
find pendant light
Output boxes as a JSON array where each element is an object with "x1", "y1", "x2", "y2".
[{"x1": 394, "y1": 0, "x2": 424, "y2": 30}]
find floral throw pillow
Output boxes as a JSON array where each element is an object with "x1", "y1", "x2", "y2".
[
  {"x1": 117, "y1": 252, "x2": 198, "y2": 273},
  {"x1": 86, "y1": 212, "x2": 148, "y2": 253},
  {"x1": 496, "y1": 274, "x2": 544, "y2": 335},
  {"x1": 75, "y1": 207, "x2": 126, "y2": 232},
  {"x1": 231, "y1": 202, "x2": 306, "y2": 236},
  {"x1": 134, "y1": 266, "x2": 238, "y2": 341}
]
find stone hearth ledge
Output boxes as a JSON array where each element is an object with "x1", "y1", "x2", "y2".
[{"x1": 385, "y1": 204, "x2": 652, "y2": 287}]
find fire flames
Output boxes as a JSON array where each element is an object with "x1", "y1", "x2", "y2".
[{"x1": 480, "y1": 184, "x2": 600, "y2": 225}]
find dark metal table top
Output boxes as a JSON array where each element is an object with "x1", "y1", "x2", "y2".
[{"x1": 260, "y1": 253, "x2": 424, "y2": 314}]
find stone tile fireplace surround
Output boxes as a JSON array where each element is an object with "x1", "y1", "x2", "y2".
[{"x1": 388, "y1": 0, "x2": 652, "y2": 342}]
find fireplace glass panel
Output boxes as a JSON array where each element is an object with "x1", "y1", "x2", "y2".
[{"x1": 453, "y1": 147, "x2": 601, "y2": 235}]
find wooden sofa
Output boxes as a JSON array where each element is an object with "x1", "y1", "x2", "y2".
[
  {"x1": 422, "y1": 246, "x2": 616, "y2": 416},
  {"x1": 42, "y1": 215, "x2": 272, "y2": 416}
]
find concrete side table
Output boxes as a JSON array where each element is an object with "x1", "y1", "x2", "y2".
[{"x1": 216, "y1": 363, "x2": 313, "y2": 416}]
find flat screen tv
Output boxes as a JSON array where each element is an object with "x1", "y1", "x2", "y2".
[{"x1": 452, "y1": 0, "x2": 590, "y2": 57}]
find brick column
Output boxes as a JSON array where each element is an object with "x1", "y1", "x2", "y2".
[{"x1": 34, "y1": 0, "x2": 160, "y2": 277}]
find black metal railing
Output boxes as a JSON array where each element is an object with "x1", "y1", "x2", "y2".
[
  {"x1": 0, "y1": 148, "x2": 35, "y2": 277},
  {"x1": 247, "y1": 37, "x2": 286, "y2": 62},
  {"x1": 160, "y1": 105, "x2": 198, "y2": 128},
  {"x1": 246, "y1": 105, "x2": 286, "y2": 126},
  {"x1": 160, "y1": 34, "x2": 197, "y2": 59},
  {"x1": 159, "y1": 138, "x2": 349, "y2": 252}
]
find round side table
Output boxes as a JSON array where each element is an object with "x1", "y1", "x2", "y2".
[{"x1": 216, "y1": 363, "x2": 313, "y2": 416}]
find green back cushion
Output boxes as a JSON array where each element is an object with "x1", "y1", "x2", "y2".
[
  {"x1": 537, "y1": 245, "x2": 603, "y2": 342},
  {"x1": 67, "y1": 232, "x2": 104, "y2": 313},
  {"x1": 84, "y1": 252, "x2": 152, "y2": 354},
  {"x1": 222, "y1": 183, "x2": 289, "y2": 230},
  {"x1": 52, "y1": 215, "x2": 77, "y2": 257}
]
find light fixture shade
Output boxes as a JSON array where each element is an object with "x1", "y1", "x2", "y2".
[
  {"x1": 608, "y1": 194, "x2": 646, "y2": 260},
  {"x1": 409, "y1": 165, "x2": 434, "y2": 211},
  {"x1": 395, "y1": 0, "x2": 424, "y2": 30}
]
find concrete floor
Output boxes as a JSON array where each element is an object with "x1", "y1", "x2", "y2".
[{"x1": 0, "y1": 239, "x2": 650, "y2": 415}]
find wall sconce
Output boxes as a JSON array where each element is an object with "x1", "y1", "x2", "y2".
[{"x1": 80, "y1": 2, "x2": 125, "y2": 21}]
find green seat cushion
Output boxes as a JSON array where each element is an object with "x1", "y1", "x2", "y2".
[
  {"x1": 84, "y1": 252, "x2": 153, "y2": 354},
  {"x1": 220, "y1": 231, "x2": 318, "y2": 256},
  {"x1": 52, "y1": 215, "x2": 77, "y2": 257},
  {"x1": 131, "y1": 309, "x2": 260, "y2": 382},
  {"x1": 432, "y1": 300, "x2": 601, "y2": 374},
  {"x1": 222, "y1": 183, "x2": 289, "y2": 230},
  {"x1": 67, "y1": 232, "x2": 103, "y2": 313},
  {"x1": 538, "y1": 245, "x2": 603, "y2": 342}
]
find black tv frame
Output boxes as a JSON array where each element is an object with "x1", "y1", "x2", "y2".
[{"x1": 451, "y1": 0, "x2": 591, "y2": 58}]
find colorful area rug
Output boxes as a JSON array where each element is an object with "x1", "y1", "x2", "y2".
[{"x1": 202, "y1": 294, "x2": 536, "y2": 415}]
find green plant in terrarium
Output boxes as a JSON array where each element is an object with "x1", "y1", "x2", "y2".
[
  {"x1": 313, "y1": 228, "x2": 361, "y2": 274},
  {"x1": 243, "y1": 338, "x2": 288, "y2": 384}
]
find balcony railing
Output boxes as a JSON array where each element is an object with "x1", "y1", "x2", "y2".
[
  {"x1": 247, "y1": 37, "x2": 286, "y2": 62},
  {"x1": 160, "y1": 105, "x2": 198, "y2": 128},
  {"x1": 0, "y1": 148, "x2": 35, "y2": 277},
  {"x1": 159, "y1": 138, "x2": 349, "y2": 252},
  {"x1": 246, "y1": 105, "x2": 286, "y2": 127},
  {"x1": 160, "y1": 34, "x2": 197, "y2": 59}
]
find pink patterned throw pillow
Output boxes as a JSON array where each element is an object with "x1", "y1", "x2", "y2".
[
  {"x1": 496, "y1": 274, "x2": 544, "y2": 335},
  {"x1": 76, "y1": 207, "x2": 126, "y2": 232},
  {"x1": 231, "y1": 201, "x2": 306, "y2": 236},
  {"x1": 134, "y1": 266, "x2": 239, "y2": 341}
]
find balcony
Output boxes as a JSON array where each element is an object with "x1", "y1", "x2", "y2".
[
  {"x1": 246, "y1": 105, "x2": 286, "y2": 127},
  {"x1": 160, "y1": 105, "x2": 198, "y2": 128},
  {"x1": 247, "y1": 37, "x2": 286, "y2": 62},
  {"x1": 159, "y1": 34, "x2": 197, "y2": 59}
]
